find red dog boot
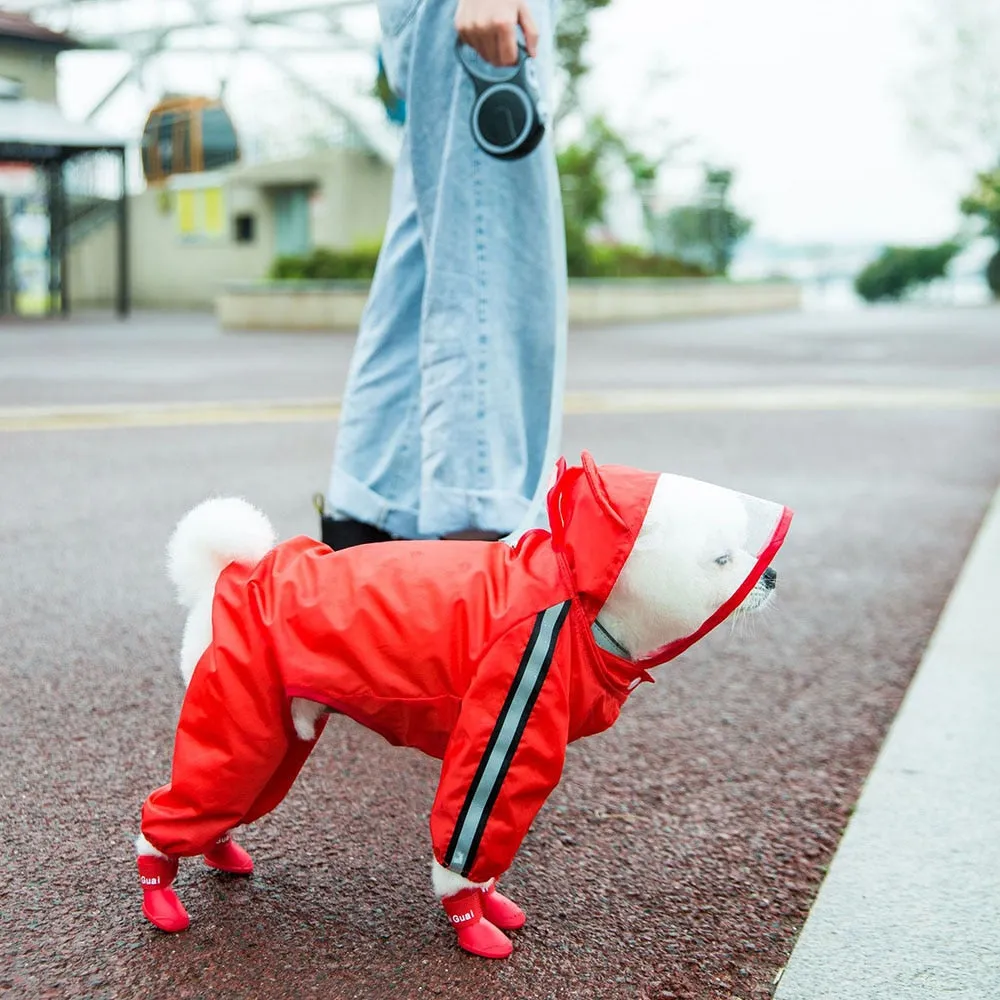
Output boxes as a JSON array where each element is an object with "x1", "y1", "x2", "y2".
[
  {"x1": 138, "y1": 855, "x2": 190, "y2": 933},
  {"x1": 442, "y1": 888, "x2": 512, "y2": 959},
  {"x1": 203, "y1": 833, "x2": 254, "y2": 874},
  {"x1": 481, "y1": 882, "x2": 526, "y2": 930}
]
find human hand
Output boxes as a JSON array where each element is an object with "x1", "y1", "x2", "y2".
[{"x1": 455, "y1": 0, "x2": 538, "y2": 67}]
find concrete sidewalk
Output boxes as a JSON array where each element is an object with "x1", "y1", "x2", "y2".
[{"x1": 775, "y1": 486, "x2": 1000, "y2": 999}]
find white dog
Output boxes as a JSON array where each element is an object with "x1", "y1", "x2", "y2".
[{"x1": 134, "y1": 455, "x2": 790, "y2": 958}]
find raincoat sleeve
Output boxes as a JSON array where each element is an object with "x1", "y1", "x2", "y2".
[{"x1": 430, "y1": 602, "x2": 573, "y2": 884}]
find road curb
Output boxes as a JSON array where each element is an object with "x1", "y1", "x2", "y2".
[{"x1": 775, "y1": 483, "x2": 1000, "y2": 999}]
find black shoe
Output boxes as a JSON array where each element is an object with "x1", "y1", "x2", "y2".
[
  {"x1": 321, "y1": 515, "x2": 395, "y2": 550},
  {"x1": 442, "y1": 529, "x2": 505, "y2": 541},
  {"x1": 314, "y1": 493, "x2": 395, "y2": 550}
]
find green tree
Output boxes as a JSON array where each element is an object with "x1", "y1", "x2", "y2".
[
  {"x1": 555, "y1": 117, "x2": 709, "y2": 278},
  {"x1": 553, "y1": 0, "x2": 687, "y2": 266},
  {"x1": 658, "y1": 167, "x2": 753, "y2": 275},
  {"x1": 906, "y1": 0, "x2": 1000, "y2": 168},
  {"x1": 553, "y1": 0, "x2": 613, "y2": 128},
  {"x1": 959, "y1": 168, "x2": 1000, "y2": 297},
  {"x1": 556, "y1": 130, "x2": 608, "y2": 274},
  {"x1": 854, "y1": 242, "x2": 962, "y2": 303},
  {"x1": 961, "y1": 169, "x2": 1000, "y2": 237},
  {"x1": 553, "y1": 0, "x2": 623, "y2": 263},
  {"x1": 555, "y1": 115, "x2": 658, "y2": 269}
]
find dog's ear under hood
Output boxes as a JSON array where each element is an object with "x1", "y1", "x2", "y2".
[{"x1": 547, "y1": 452, "x2": 793, "y2": 674}]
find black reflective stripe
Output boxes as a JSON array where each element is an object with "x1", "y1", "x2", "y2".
[{"x1": 444, "y1": 601, "x2": 571, "y2": 875}]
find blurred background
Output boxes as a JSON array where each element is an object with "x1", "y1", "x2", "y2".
[{"x1": 0, "y1": 0, "x2": 996, "y2": 318}]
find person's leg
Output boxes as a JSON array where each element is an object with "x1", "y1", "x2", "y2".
[
  {"x1": 325, "y1": 0, "x2": 566, "y2": 543},
  {"x1": 406, "y1": 0, "x2": 567, "y2": 538},
  {"x1": 322, "y1": 124, "x2": 429, "y2": 542}
]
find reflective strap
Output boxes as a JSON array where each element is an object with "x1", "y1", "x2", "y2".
[{"x1": 445, "y1": 601, "x2": 571, "y2": 875}]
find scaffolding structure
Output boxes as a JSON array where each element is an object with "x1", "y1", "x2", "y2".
[{"x1": 2, "y1": 1, "x2": 399, "y2": 165}]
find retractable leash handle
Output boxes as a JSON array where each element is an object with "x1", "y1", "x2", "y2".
[{"x1": 456, "y1": 39, "x2": 547, "y2": 160}]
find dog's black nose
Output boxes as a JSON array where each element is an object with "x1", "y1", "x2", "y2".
[{"x1": 762, "y1": 567, "x2": 777, "y2": 590}]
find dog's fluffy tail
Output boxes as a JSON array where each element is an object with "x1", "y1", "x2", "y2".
[{"x1": 167, "y1": 497, "x2": 277, "y2": 610}]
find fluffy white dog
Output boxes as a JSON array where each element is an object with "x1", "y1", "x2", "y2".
[{"x1": 135, "y1": 456, "x2": 790, "y2": 958}]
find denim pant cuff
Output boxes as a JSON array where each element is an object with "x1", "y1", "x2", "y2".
[
  {"x1": 417, "y1": 486, "x2": 532, "y2": 539},
  {"x1": 327, "y1": 468, "x2": 532, "y2": 540},
  {"x1": 326, "y1": 469, "x2": 425, "y2": 540}
]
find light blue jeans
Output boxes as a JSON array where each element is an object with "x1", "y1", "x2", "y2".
[{"x1": 326, "y1": 0, "x2": 566, "y2": 540}]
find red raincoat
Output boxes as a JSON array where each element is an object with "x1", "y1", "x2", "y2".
[{"x1": 141, "y1": 454, "x2": 791, "y2": 883}]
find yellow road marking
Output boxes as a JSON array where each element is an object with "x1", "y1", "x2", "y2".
[
  {"x1": 2, "y1": 386, "x2": 1000, "y2": 432},
  {"x1": 0, "y1": 401, "x2": 342, "y2": 432}
]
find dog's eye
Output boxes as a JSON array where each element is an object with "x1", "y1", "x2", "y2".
[{"x1": 715, "y1": 553, "x2": 732, "y2": 566}]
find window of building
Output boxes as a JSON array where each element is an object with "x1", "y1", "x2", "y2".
[
  {"x1": 234, "y1": 214, "x2": 256, "y2": 243},
  {"x1": 174, "y1": 185, "x2": 226, "y2": 241}
]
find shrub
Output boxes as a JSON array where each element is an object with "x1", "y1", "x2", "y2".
[
  {"x1": 271, "y1": 240, "x2": 708, "y2": 283},
  {"x1": 987, "y1": 249, "x2": 1000, "y2": 299},
  {"x1": 269, "y1": 243, "x2": 381, "y2": 281},
  {"x1": 564, "y1": 219, "x2": 591, "y2": 278},
  {"x1": 269, "y1": 255, "x2": 308, "y2": 280},
  {"x1": 854, "y1": 242, "x2": 961, "y2": 303},
  {"x1": 566, "y1": 238, "x2": 708, "y2": 279}
]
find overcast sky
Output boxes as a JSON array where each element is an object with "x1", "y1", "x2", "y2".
[{"x1": 584, "y1": 0, "x2": 982, "y2": 245}]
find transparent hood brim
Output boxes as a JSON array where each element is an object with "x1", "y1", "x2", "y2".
[{"x1": 637, "y1": 505, "x2": 793, "y2": 667}]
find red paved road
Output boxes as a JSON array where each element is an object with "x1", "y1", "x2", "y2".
[{"x1": 2, "y1": 309, "x2": 999, "y2": 999}]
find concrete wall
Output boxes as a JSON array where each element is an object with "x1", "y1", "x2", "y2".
[
  {"x1": 69, "y1": 187, "x2": 277, "y2": 309},
  {"x1": 324, "y1": 151, "x2": 393, "y2": 250},
  {"x1": 566, "y1": 278, "x2": 803, "y2": 324},
  {"x1": 216, "y1": 278, "x2": 803, "y2": 331},
  {"x1": 217, "y1": 280, "x2": 371, "y2": 330},
  {"x1": 0, "y1": 43, "x2": 57, "y2": 102},
  {"x1": 133, "y1": 188, "x2": 276, "y2": 309},
  {"x1": 69, "y1": 148, "x2": 394, "y2": 309},
  {"x1": 232, "y1": 147, "x2": 392, "y2": 251}
]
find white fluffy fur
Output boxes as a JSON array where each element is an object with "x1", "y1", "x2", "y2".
[
  {"x1": 177, "y1": 592, "x2": 215, "y2": 688},
  {"x1": 167, "y1": 497, "x2": 277, "y2": 686},
  {"x1": 167, "y1": 496, "x2": 326, "y2": 736},
  {"x1": 431, "y1": 859, "x2": 490, "y2": 899},
  {"x1": 597, "y1": 474, "x2": 771, "y2": 660},
  {"x1": 135, "y1": 833, "x2": 168, "y2": 859}
]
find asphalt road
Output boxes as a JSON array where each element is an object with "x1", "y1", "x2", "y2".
[{"x1": 2, "y1": 305, "x2": 999, "y2": 1000}]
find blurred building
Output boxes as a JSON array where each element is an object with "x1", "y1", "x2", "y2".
[
  {"x1": 0, "y1": 3, "x2": 396, "y2": 313},
  {"x1": 0, "y1": 8, "x2": 79, "y2": 101},
  {"x1": 0, "y1": 10, "x2": 127, "y2": 316},
  {"x1": 69, "y1": 146, "x2": 393, "y2": 310}
]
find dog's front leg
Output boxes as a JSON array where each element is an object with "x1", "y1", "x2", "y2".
[
  {"x1": 428, "y1": 607, "x2": 572, "y2": 958},
  {"x1": 431, "y1": 860, "x2": 526, "y2": 959},
  {"x1": 431, "y1": 859, "x2": 489, "y2": 899}
]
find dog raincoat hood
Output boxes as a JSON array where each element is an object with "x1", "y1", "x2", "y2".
[{"x1": 548, "y1": 452, "x2": 793, "y2": 676}]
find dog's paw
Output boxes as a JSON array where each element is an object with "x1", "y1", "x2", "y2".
[{"x1": 290, "y1": 697, "x2": 325, "y2": 741}]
